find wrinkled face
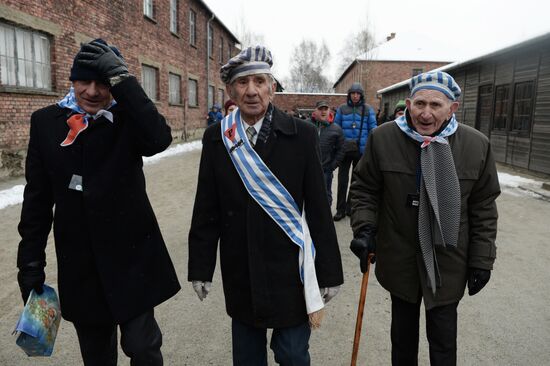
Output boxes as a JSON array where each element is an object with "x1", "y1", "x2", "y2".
[
  {"x1": 406, "y1": 89, "x2": 459, "y2": 136},
  {"x1": 73, "y1": 80, "x2": 112, "y2": 115},
  {"x1": 350, "y1": 92, "x2": 361, "y2": 104},
  {"x1": 316, "y1": 106, "x2": 330, "y2": 121},
  {"x1": 227, "y1": 74, "x2": 275, "y2": 124}
]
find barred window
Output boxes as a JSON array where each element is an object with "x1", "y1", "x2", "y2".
[
  {"x1": 169, "y1": 0, "x2": 178, "y2": 33},
  {"x1": 207, "y1": 24, "x2": 213, "y2": 58},
  {"x1": 512, "y1": 81, "x2": 534, "y2": 132},
  {"x1": 144, "y1": 0, "x2": 154, "y2": 18},
  {"x1": 208, "y1": 85, "x2": 214, "y2": 108},
  {"x1": 0, "y1": 23, "x2": 51, "y2": 90},
  {"x1": 492, "y1": 85, "x2": 509, "y2": 131},
  {"x1": 169, "y1": 73, "x2": 181, "y2": 104},
  {"x1": 218, "y1": 88, "x2": 224, "y2": 106},
  {"x1": 219, "y1": 36, "x2": 224, "y2": 64},
  {"x1": 188, "y1": 78, "x2": 198, "y2": 106},
  {"x1": 141, "y1": 65, "x2": 158, "y2": 101},
  {"x1": 189, "y1": 10, "x2": 196, "y2": 46}
]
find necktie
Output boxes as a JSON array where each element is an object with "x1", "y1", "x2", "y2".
[
  {"x1": 61, "y1": 114, "x2": 88, "y2": 146},
  {"x1": 246, "y1": 126, "x2": 257, "y2": 147}
]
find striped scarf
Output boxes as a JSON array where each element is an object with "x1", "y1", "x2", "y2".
[
  {"x1": 395, "y1": 114, "x2": 461, "y2": 295},
  {"x1": 221, "y1": 108, "x2": 325, "y2": 326}
]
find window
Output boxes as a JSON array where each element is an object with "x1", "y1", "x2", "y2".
[
  {"x1": 141, "y1": 65, "x2": 157, "y2": 101},
  {"x1": 492, "y1": 85, "x2": 509, "y2": 130},
  {"x1": 0, "y1": 23, "x2": 51, "y2": 89},
  {"x1": 512, "y1": 81, "x2": 534, "y2": 132},
  {"x1": 143, "y1": 0, "x2": 154, "y2": 18},
  {"x1": 227, "y1": 40, "x2": 232, "y2": 60},
  {"x1": 218, "y1": 88, "x2": 224, "y2": 106},
  {"x1": 189, "y1": 10, "x2": 196, "y2": 46},
  {"x1": 412, "y1": 68, "x2": 423, "y2": 77},
  {"x1": 208, "y1": 85, "x2": 214, "y2": 108},
  {"x1": 170, "y1": 0, "x2": 178, "y2": 33},
  {"x1": 207, "y1": 24, "x2": 213, "y2": 58},
  {"x1": 476, "y1": 85, "x2": 493, "y2": 129},
  {"x1": 169, "y1": 73, "x2": 181, "y2": 104},
  {"x1": 188, "y1": 78, "x2": 198, "y2": 107},
  {"x1": 219, "y1": 36, "x2": 224, "y2": 64}
]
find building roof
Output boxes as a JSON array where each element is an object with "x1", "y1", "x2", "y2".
[{"x1": 376, "y1": 31, "x2": 550, "y2": 96}]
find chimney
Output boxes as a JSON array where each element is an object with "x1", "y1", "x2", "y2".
[{"x1": 386, "y1": 32, "x2": 396, "y2": 41}]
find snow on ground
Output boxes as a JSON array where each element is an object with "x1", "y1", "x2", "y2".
[{"x1": 0, "y1": 143, "x2": 547, "y2": 210}]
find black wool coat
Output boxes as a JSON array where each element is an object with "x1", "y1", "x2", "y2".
[
  {"x1": 188, "y1": 107, "x2": 344, "y2": 328},
  {"x1": 17, "y1": 77, "x2": 181, "y2": 325}
]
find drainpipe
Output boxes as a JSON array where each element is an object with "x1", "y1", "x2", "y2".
[{"x1": 206, "y1": 14, "x2": 215, "y2": 116}]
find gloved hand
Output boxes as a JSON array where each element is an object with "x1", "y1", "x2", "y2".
[
  {"x1": 467, "y1": 268, "x2": 491, "y2": 296},
  {"x1": 17, "y1": 261, "x2": 46, "y2": 304},
  {"x1": 192, "y1": 281, "x2": 212, "y2": 301},
  {"x1": 350, "y1": 226, "x2": 377, "y2": 273},
  {"x1": 320, "y1": 286, "x2": 340, "y2": 304},
  {"x1": 75, "y1": 40, "x2": 128, "y2": 80}
]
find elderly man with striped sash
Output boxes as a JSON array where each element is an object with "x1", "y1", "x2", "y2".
[
  {"x1": 188, "y1": 45, "x2": 344, "y2": 365},
  {"x1": 349, "y1": 71, "x2": 500, "y2": 365}
]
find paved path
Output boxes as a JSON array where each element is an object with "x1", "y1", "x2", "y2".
[{"x1": 1, "y1": 147, "x2": 549, "y2": 365}]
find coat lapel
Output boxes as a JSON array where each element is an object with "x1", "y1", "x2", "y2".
[{"x1": 256, "y1": 107, "x2": 297, "y2": 162}]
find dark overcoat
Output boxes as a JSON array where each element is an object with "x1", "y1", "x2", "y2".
[
  {"x1": 17, "y1": 77, "x2": 181, "y2": 324},
  {"x1": 188, "y1": 107, "x2": 344, "y2": 328},
  {"x1": 350, "y1": 121, "x2": 500, "y2": 309}
]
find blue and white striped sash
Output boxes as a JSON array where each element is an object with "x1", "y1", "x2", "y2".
[{"x1": 221, "y1": 109, "x2": 324, "y2": 315}]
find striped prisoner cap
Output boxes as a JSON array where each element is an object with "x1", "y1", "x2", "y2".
[
  {"x1": 220, "y1": 45, "x2": 273, "y2": 84},
  {"x1": 410, "y1": 71, "x2": 461, "y2": 101}
]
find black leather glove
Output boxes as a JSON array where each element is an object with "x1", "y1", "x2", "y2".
[
  {"x1": 17, "y1": 261, "x2": 46, "y2": 304},
  {"x1": 350, "y1": 226, "x2": 376, "y2": 273},
  {"x1": 75, "y1": 40, "x2": 128, "y2": 80},
  {"x1": 467, "y1": 268, "x2": 491, "y2": 296}
]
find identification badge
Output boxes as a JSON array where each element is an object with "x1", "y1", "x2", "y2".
[
  {"x1": 68, "y1": 174, "x2": 83, "y2": 191},
  {"x1": 406, "y1": 193, "x2": 419, "y2": 207}
]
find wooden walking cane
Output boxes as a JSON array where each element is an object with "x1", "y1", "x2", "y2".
[{"x1": 351, "y1": 254, "x2": 374, "y2": 366}]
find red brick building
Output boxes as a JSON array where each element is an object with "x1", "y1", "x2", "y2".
[
  {"x1": 0, "y1": 0, "x2": 239, "y2": 178},
  {"x1": 273, "y1": 92, "x2": 347, "y2": 116},
  {"x1": 333, "y1": 33, "x2": 453, "y2": 118}
]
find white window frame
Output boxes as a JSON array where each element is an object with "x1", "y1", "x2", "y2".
[
  {"x1": 169, "y1": 73, "x2": 181, "y2": 105},
  {"x1": 189, "y1": 10, "x2": 196, "y2": 46},
  {"x1": 208, "y1": 85, "x2": 214, "y2": 108},
  {"x1": 141, "y1": 65, "x2": 158, "y2": 101},
  {"x1": 144, "y1": 0, "x2": 154, "y2": 18},
  {"x1": 0, "y1": 22, "x2": 51, "y2": 90},
  {"x1": 188, "y1": 78, "x2": 198, "y2": 107},
  {"x1": 170, "y1": 0, "x2": 178, "y2": 33},
  {"x1": 207, "y1": 24, "x2": 213, "y2": 57}
]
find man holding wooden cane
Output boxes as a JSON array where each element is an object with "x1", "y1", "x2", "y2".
[{"x1": 348, "y1": 71, "x2": 500, "y2": 365}]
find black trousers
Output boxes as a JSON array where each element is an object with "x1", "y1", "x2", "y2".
[
  {"x1": 335, "y1": 153, "x2": 360, "y2": 215},
  {"x1": 73, "y1": 309, "x2": 163, "y2": 366},
  {"x1": 391, "y1": 295, "x2": 458, "y2": 366}
]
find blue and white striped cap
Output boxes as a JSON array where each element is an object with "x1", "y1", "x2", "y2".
[
  {"x1": 220, "y1": 45, "x2": 273, "y2": 84},
  {"x1": 410, "y1": 71, "x2": 461, "y2": 101}
]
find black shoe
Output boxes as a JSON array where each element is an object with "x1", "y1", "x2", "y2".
[{"x1": 333, "y1": 212, "x2": 345, "y2": 221}]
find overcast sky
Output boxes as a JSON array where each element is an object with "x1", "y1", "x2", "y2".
[{"x1": 204, "y1": 0, "x2": 550, "y2": 84}]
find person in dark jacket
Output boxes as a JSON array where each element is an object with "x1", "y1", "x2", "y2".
[
  {"x1": 16, "y1": 39, "x2": 180, "y2": 366},
  {"x1": 188, "y1": 46, "x2": 343, "y2": 365},
  {"x1": 309, "y1": 100, "x2": 344, "y2": 207},
  {"x1": 207, "y1": 104, "x2": 223, "y2": 125},
  {"x1": 333, "y1": 82, "x2": 377, "y2": 221},
  {"x1": 349, "y1": 71, "x2": 500, "y2": 365}
]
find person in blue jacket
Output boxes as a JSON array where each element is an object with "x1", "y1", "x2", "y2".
[
  {"x1": 333, "y1": 82, "x2": 377, "y2": 221},
  {"x1": 207, "y1": 104, "x2": 223, "y2": 126}
]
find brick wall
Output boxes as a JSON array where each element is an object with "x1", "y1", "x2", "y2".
[
  {"x1": 0, "y1": 0, "x2": 238, "y2": 178},
  {"x1": 274, "y1": 93, "x2": 347, "y2": 114}
]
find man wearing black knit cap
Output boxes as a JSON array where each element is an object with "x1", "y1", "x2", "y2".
[{"x1": 16, "y1": 38, "x2": 180, "y2": 365}]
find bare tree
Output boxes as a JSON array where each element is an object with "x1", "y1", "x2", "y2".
[
  {"x1": 336, "y1": 18, "x2": 377, "y2": 77},
  {"x1": 234, "y1": 17, "x2": 265, "y2": 48},
  {"x1": 286, "y1": 39, "x2": 332, "y2": 93}
]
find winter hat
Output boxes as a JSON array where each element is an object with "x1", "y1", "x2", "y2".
[
  {"x1": 410, "y1": 71, "x2": 461, "y2": 101},
  {"x1": 220, "y1": 45, "x2": 273, "y2": 84},
  {"x1": 315, "y1": 100, "x2": 330, "y2": 109},
  {"x1": 224, "y1": 99, "x2": 236, "y2": 113},
  {"x1": 69, "y1": 38, "x2": 124, "y2": 81},
  {"x1": 347, "y1": 82, "x2": 364, "y2": 96},
  {"x1": 394, "y1": 100, "x2": 406, "y2": 114}
]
